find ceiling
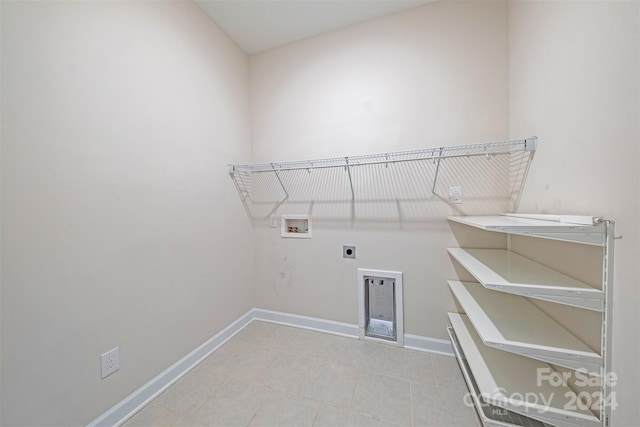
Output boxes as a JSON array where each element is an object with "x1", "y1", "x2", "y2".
[{"x1": 195, "y1": 0, "x2": 433, "y2": 54}]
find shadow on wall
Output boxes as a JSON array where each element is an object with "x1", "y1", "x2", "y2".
[{"x1": 229, "y1": 145, "x2": 535, "y2": 227}]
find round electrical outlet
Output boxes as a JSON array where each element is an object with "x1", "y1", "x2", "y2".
[{"x1": 343, "y1": 245, "x2": 356, "y2": 259}]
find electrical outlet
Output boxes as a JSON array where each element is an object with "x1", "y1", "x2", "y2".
[
  {"x1": 101, "y1": 347, "x2": 120, "y2": 379},
  {"x1": 449, "y1": 186, "x2": 462, "y2": 204},
  {"x1": 343, "y1": 245, "x2": 356, "y2": 259}
]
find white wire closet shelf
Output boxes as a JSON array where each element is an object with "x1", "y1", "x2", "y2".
[
  {"x1": 229, "y1": 137, "x2": 537, "y2": 220},
  {"x1": 229, "y1": 138, "x2": 537, "y2": 173}
]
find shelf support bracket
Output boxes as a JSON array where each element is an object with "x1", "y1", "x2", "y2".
[
  {"x1": 345, "y1": 157, "x2": 355, "y2": 200},
  {"x1": 267, "y1": 163, "x2": 290, "y2": 217},
  {"x1": 431, "y1": 148, "x2": 444, "y2": 197},
  {"x1": 271, "y1": 163, "x2": 289, "y2": 200}
]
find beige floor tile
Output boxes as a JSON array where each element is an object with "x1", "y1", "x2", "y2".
[
  {"x1": 199, "y1": 338, "x2": 246, "y2": 367},
  {"x1": 271, "y1": 325, "x2": 318, "y2": 350},
  {"x1": 271, "y1": 326, "x2": 346, "y2": 360},
  {"x1": 431, "y1": 354, "x2": 469, "y2": 393},
  {"x1": 153, "y1": 365, "x2": 228, "y2": 417},
  {"x1": 258, "y1": 350, "x2": 317, "y2": 393},
  {"x1": 299, "y1": 332, "x2": 352, "y2": 363},
  {"x1": 377, "y1": 419, "x2": 405, "y2": 427},
  {"x1": 313, "y1": 405, "x2": 377, "y2": 427},
  {"x1": 123, "y1": 404, "x2": 202, "y2": 427},
  {"x1": 301, "y1": 362, "x2": 358, "y2": 408},
  {"x1": 200, "y1": 339, "x2": 273, "y2": 381},
  {"x1": 248, "y1": 389, "x2": 318, "y2": 427},
  {"x1": 196, "y1": 378, "x2": 269, "y2": 427},
  {"x1": 383, "y1": 346, "x2": 436, "y2": 386},
  {"x1": 233, "y1": 320, "x2": 283, "y2": 348},
  {"x1": 411, "y1": 382, "x2": 480, "y2": 426},
  {"x1": 351, "y1": 372, "x2": 412, "y2": 427},
  {"x1": 338, "y1": 339, "x2": 387, "y2": 373}
]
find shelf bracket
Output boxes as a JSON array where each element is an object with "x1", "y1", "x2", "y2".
[
  {"x1": 267, "y1": 163, "x2": 289, "y2": 217},
  {"x1": 431, "y1": 147, "x2": 444, "y2": 197},
  {"x1": 345, "y1": 157, "x2": 355, "y2": 200}
]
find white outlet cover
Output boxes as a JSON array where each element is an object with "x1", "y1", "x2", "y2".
[
  {"x1": 101, "y1": 346, "x2": 120, "y2": 379},
  {"x1": 449, "y1": 186, "x2": 463, "y2": 204}
]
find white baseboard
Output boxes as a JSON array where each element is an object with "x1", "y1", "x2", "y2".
[
  {"x1": 87, "y1": 308, "x2": 453, "y2": 427},
  {"x1": 404, "y1": 333, "x2": 454, "y2": 356},
  {"x1": 87, "y1": 309, "x2": 255, "y2": 427},
  {"x1": 251, "y1": 308, "x2": 361, "y2": 338},
  {"x1": 252, "y1": 309, "x2": 453, "y2": 356}
]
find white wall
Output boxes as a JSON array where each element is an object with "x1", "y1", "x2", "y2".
[
  {"x1": 508, "y1": 1, "x2": 640, "y2": 425},
  {"x1": 0, "y1": 1, "x2": 253, "y2": 425},
  {"x1": 249, "y1": 1, "x2": 510, "y2": 337}
]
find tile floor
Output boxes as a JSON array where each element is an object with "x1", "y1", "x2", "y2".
[{"x1": 123, "y1": 321, "x2": 480, "y2": 427}]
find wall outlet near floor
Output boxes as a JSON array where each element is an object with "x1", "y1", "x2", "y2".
[
  {"x1": 449, "y1": 186, "x2": 463, "y2": 204},
  {"x1": 101, "y1": 346, "x2": 120, "y2": 379}
]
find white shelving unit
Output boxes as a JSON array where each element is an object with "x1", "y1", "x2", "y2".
[{"x1": 447, "y1": 214, "x2": 615, "y2": 427}]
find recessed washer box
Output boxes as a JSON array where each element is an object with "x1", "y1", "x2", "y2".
[
  {"x1": 281, "y1": 215, "x2": 312, "y2": 238},
  {"x1": 357, "y1": 268, "x2": 403, "y2": 347}
]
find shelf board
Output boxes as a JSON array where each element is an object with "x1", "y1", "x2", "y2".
[
  {"x1": 448, "y1": 313, "x2": 600, "y2": 427},
  {"x1": 448, "y1": 216, "x2": 605, "y2": 246},
  {"x1": 448, "y1": 248, "x2": 603, "y2": 311},
  {"x1": 448, "y1": 280, "x2": 601, "y2": 373},
  {"x1": 448, "y1": 326, "x2": 549, "y2": 427}
]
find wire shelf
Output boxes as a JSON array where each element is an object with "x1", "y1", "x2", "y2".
[
  {"x1": 229, "y1": 137, "x2": 536, "y2": 173},
  {"x1": 229, "y1": 137, "x2": 537, "y2": 221}
]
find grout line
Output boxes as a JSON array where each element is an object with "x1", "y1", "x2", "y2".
[
  {"x1": 244, "y1": 407, "x2": 260, "y2": 427},
  {"x1": 348, "y1": 369, "x2": 361, "y2": 413},
  {"x1": 409, "y1": 381, "x2": 415, "y2": 427},
  {"x1": 429, "y1": 352, "x2": 438, "y2": 387},
  {"x1": 310, "y1": 405, "x2": 320, "y2": 427}
]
